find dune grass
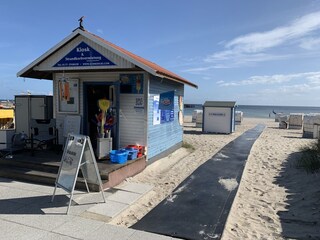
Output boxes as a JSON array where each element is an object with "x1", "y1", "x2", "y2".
[
  {"x1": 297, "y1": 138, "x2": 320, "y2": 173},
  {"x1": 182, "y1": 141, "x2": 195, "y2": 151}
]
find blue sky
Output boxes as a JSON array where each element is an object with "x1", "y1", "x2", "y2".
[{"x1": 1, "y1": 0, "x2": 320, "y2": 106}]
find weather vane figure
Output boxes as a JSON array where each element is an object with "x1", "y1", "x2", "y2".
[{"x1": 78, "y1": 16, "x2": 85, "y2": 30}]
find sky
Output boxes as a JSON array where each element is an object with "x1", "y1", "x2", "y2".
[{"x1": 1, "y1": 0, "x2": 320, "y2": 106}]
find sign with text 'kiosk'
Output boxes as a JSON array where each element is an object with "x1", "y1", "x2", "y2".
[
  {"x1": 52, "y1": 134, "x2": 106, "y2": 214},
  {"x1": 53, "y1": 42, "x2": 115, "y2": 68}
]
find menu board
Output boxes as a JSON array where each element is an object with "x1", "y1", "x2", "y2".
[
  {"x1": 56, "y1": 134, "x2": 85, "y2": 192},
  {"x1": 53, "y1": 134, "x2": 106, "y2": 214}
]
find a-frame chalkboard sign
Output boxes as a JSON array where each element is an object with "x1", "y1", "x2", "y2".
[{"x1": 52, "y1": 133, "x2": 106, "y2": 214}]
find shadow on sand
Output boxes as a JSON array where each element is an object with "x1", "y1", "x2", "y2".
[
  {"x1": 183, "y1": 129, "x2": 202, "y2": 135},
  {"x1": 274, "y1": 151, "x2": 320, "y2": 239}
]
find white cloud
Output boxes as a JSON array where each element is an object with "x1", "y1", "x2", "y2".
[
  {"x1": 278, "y1": 84, "x2": 311, "y2": 94},
  {"x1": 188, "y1": 11, "x2": 320, "y2": 70},
  {"x1": 299, "y1": 37, "x2": 320, "y2": 49},
  {"x1": 203, "y1": 52, "x2": 290, "y2": 68},
  {"x1": 218, "y1": 71, "x2": 320, "y2": 87},
  {"x1": 306, "y1": 72, "x2": 320, "y2": 84},
  {"x1": 97, "y1": 29, "x2": 104, "y2": 34},
  {"x1": 224, "y1": 11, "x2": 320, "y2": 54}
]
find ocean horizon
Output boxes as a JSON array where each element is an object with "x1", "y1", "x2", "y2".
[{"x1": 184, "y1": 104, "x2": 320, "y2": 119}]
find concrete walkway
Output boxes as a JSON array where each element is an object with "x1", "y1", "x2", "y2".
[{"x1": 0, "y1": 177, "x2": 179, "y2": 240}]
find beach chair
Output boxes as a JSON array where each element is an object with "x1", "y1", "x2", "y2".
[
  {"x1": 30, "y1": 119, "x2": 58, "y2": 155},
  {"x1": 0, "y1": 132, "x2": 28, "y2": 159}
]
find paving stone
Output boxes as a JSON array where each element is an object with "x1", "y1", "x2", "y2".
[
  {"x1": 72, "y1": 192, "x2": 111, "y2": 205},
  {"x1": 107, "y1": 190, "x2": 141, "y2": 205},
  {"x1": 129, "y1": 230, "x2": 174, "y2": 240},
  {"x1": 38, "y1": 232, "x2": 79, "y2": 240},
  {"x1": 0, "y1": 203, "x2": 75, "y2": 231},
  {"x1": 0, "y1": 218, "x2": 47, "y2": 240},
  {"x1": 84, "y1": 223, "x2": 135, "y2": 240},
  {"x1": 0, "y1": 178, "x2": 19, "y2": 187},
  {"x1": 85, "y1": 200, "x2": 128, "y2": 218},
  {"x1": 0, "y1": 178, "x2": 84, "y2": 195},
  {"x1": 0, "y1": 199, "x2": 26, "y2": 214},
  {"x1": 0, "y1": 185, "x2": 48, "y2": 204},
  {"x1": 41, "y1": 200, "x2": 92, "y2": 216},
  {"x1": 53, "y1": 216, "x2": 105, "y2": 239},
  {"x1": 114, "y1": 182, "x2": 153, "y2": 194}
]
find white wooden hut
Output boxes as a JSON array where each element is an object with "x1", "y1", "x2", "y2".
[
  {"x1": 17, "y1": 27, "x2": 198, "y2": 163},
  {"x1": 202, "y1": 101, "x2": 236, "y2": 134}
]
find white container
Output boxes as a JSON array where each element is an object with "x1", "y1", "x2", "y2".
[
  {"x1": 96, "y1": 137, "x2": 112, "y2": 159},
  {"x1": 313, "y1": 125, "x2": 320, "y2": 139},
  {"x1": 202, "y1": 101, "x2": 236, "y2": 134},
  {"x1": 0, "y1": 129, "x2": 15, "y2": 150},
  {"x1": 235, "y1": 111, "x2": 243, "y2": 124},
  {"x1": 192, "y1": 110, "x2": 202, "y2": 123},
  {"x1": 195, "y1": 111, "x2": 203, "y2": 128},
  {"x1": 15, "y1": 95, "x2": 53, "y2": 137}
]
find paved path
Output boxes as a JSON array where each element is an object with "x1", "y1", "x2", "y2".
[
  {"x1": 0, "y1": 178, "x2": 179, "y2": 240},
  {"x1": 132, "y1": 125, "x2": 265, "y2": 240}
]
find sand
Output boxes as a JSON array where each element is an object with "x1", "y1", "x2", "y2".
[
  {"x1": 110, "y1": 116, "x2": 320, "y2": 239},
  {"x1": 222, "y1": 118, "x2": 320, "y2": 239}
]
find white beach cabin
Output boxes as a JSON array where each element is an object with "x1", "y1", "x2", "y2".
[
  {"x1": 17, "y1": 26, "x2": 198, "y2": 165},
  {"x1": 202, "y1": 101, "x2": 236, "y2": 134}
]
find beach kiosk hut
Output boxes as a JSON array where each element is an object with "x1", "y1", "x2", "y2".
[
  {"x1": 202, "y1": 101, "x2": 236, "y2": 134},
  {"x1": 17, "y1": 25, "x2": 198, "y2": 163}
]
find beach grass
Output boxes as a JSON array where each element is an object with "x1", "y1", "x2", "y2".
[
  {"x1": 182, "y1": 141, "x2": 195, "y2": 151},
  {"x1": 297, "y1": 138, "x2": 320, "y2": 173}
]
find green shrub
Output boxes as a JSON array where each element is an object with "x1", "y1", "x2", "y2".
[
  {"x1": 297, "y1": 138, "x2": 320, "y2": 173},
  {"x1": 182, "y1": 142, "x2": 195, "y2": 151}
]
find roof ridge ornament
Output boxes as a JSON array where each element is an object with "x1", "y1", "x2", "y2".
[{"x1": 78, "y1": 16, "x2": 85, "y2": 30}]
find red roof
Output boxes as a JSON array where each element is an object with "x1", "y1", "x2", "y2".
[
  {"x1": 86, "y1": 31, "x2": 198, "y2": 88},
  {"x1": 17, "y1": 28, "x2": 197, "y2": 88}
]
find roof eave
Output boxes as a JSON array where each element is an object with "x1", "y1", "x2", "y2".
[
  {"x1": 80, "y1": 31, "x2": 160, "y2": 76},
  {"x1": 82, "y1": 31, "x2": 198, "y2": 88},
  {"x1": 155, "y1": 72, "x2": 198, "y2": 89},
  {"x1": 17, "y1": 29, "x2": 81, "y2": 78}
]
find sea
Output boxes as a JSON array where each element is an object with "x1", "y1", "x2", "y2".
[{"x1": 184, "y1": 104, "x2": 320, "y2": 119}]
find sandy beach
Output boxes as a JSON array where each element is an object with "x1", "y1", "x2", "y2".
[{"x1": 109, "y1": 116, "x2": 320, "y2": 239}]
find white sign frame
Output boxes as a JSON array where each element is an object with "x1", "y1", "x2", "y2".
[
  {"x1": 58, "y1": 78, "x2": 80, "y2": 114},
  {"x1": 52, "y1": 134, "x2": 106, "y2": 214}
]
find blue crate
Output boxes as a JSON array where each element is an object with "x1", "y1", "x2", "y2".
[
  {"x1": 125, "y1": 147, "x2": 138, "y2": 160},
  {"x1": 109, "y1": 150, "x2": 128, "y2": 164}
]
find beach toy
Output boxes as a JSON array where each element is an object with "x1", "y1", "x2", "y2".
[
  {"x1": 109, "y1": 150, "x2": 128, "y2": 164},
  {"x1": 126, "y1": 145, "x2": 144, "y2": 158},
  {"x1": 124, "y1": 147, "x2": 138, "y2": 160},
  {"x1": 98, "y1": 99, "x2": 110, "y2": 111},
  {"x1": 98, "y1": 99, "x2": 110, "y2": 136}
]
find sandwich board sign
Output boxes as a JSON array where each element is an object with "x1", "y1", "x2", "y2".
[{"x1": 52, "y1": 133, "x2": 106, "y2": 214}]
